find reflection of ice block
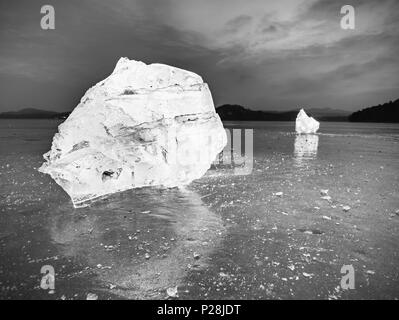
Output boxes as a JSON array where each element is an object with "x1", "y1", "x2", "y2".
[
  {"x1": 294, "y1": 134, "x2": 319, "y2": 161},
  {"x1": 49, "y1": 188, "x2": 225, "y2": 298},
  {"x1": 295, "y1": 109, "x2": 319, "y2": 134}
]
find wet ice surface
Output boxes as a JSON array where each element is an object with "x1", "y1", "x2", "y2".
[{"x1": 1, "y1": 119, "x2": 399, "y2": 299}]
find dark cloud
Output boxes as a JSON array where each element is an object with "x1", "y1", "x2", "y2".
[
  {"x1": 224, "y1": 15, "x2": 252, "y2": 33},
  {"x1": 261, "y1": 25, "x2": 278, "y2": 33}
]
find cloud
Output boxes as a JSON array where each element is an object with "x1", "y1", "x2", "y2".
[
  {"x1": 224, "y1": 15, "x2": 253, "y2": 33},
  {"x1": 0, "y1": 0, "x2": 398, "y2": 112}
]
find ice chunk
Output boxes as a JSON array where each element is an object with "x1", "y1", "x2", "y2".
[
  {"x1": 295, "y1": 109, "x2": 320, "y2": 134},
  {"x1": 39, "y1": 58, "x2": 227, "y2": 206}
]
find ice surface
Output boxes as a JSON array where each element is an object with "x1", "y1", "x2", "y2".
[
  {"x1": 39, "y1": 58, "x2": 227, "y2": 206},
  {"x1": 2, "y1": 120, "x2": 399, "y2": 299},
  {"x1": 295, "y1": 109, "x2": 320, "y2": 134}
]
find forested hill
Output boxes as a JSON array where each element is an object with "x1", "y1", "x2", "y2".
[
  {"x1": 349, "y1": 99, "x2": 399, "y2": 123},
  {"x1": 216, "y1": 104, "x2": 349, "y2": 121}
]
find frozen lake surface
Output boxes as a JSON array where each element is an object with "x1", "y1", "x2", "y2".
[{"x1": 0, "y1": 119, "x2": 399, "y2": 299}]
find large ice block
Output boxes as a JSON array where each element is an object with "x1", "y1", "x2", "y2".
[
  {"x1": 39, "y1": 58, "x2": 227, "y2": 206},
  {"x1": 295, "y1": 109, "x2": 320, "y2": 134}
]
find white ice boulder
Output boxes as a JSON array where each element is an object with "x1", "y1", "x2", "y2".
[
  {"x1": 39, "y1": 57, "x2": 227, "y2": 206},
  {"x1": 295, "y1": 109, "x2": 320, "y2": 134}
]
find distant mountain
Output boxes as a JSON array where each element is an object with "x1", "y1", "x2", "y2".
[
  {"x1": 0, "y1": 108, "x2": 70, "y2": 119},
  {"x1": 306, "y1": 108, "x2": 351, "y2": 120},
  {"x1": 348, "y1": 99, "x2": 399, "y2": 123},
  {"x1": 216, "y1": 104, "x2": 350, "y2": 121},
  {"x1": 216, "y1": 105, "x2": 296, "y2": 121},
  {"x1": 5, "y1": 99, "x2": 397, "y2": 123}
]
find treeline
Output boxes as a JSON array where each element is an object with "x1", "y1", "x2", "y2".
[
  {"x1": 216, "y1": 104, "x2": 349, "y2": 121},
  {"x1": 0, "y1": 108, "x2": 70, "y2": 119},
  {"x1": 348, "y1": 99, "x2": 399, "y2": 123},
  {"x1": 216, "y1": 104, "x2": 298, "y2": 121}
]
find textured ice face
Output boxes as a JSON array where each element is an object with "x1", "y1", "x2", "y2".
[
  {"x1": 295, "y1": 109, "x2": 320, "y2": 134},
  {"x1": 39, "y1": 58, "x2": 227, "y2": 206}
]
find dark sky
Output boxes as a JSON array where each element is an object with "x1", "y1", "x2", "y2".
[{"x1": 0, "y1": 0, "x2": 398, "y2": 112}]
